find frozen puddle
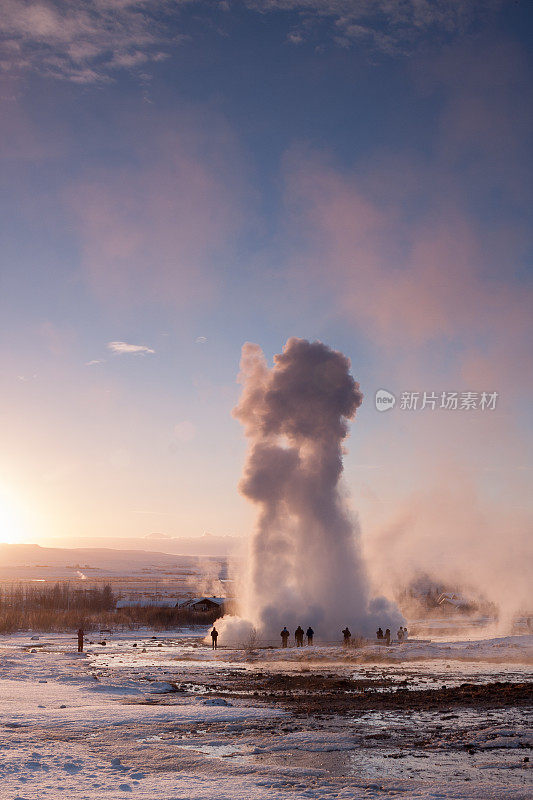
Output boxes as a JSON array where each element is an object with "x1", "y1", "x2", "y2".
[{"x1": 178, "y1": 741, "x2": 250, "y2": 758}]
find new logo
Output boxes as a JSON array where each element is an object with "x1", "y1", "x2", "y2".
[{"x1": 375, "y1": 389, "x2": 396, "y2": 412}]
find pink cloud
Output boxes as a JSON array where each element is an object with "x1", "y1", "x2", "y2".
[
  {"x1": 245, "y1": 1, "x2": 498, "y2": 53},
  {"x1": 284, "y1": 105, "x2": 531, "y2": 370},
  {"x1": 67, "y1": 112, "x2": 249, "y2": 310},
  {"x1": 283, "y1": 36, "x2": 532, "y2": 362},
  {"x1": 0, "y1": 0, "x2": 177, "y2": 83},
  {"x1": 286, "y1": 155, "x2": 471, "y2": 341},
  {"x1": 0, "y1": 1, "x2": 502, "y2": 86}
]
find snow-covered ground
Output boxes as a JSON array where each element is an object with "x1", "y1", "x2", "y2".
[{"x1": 0, "y1": 630, "x2": 531, "y2": 799}]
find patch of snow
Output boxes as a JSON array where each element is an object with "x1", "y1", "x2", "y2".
[{"x1": 203, "y1": 697, "x2": 232, "y2": 706}]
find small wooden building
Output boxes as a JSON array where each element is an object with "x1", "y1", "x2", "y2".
[{"x1": 184, "y1": 596, "x2": 225, "y2": 613}]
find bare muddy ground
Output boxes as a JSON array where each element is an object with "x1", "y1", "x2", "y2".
[{"x1": 184, "y1": 670, "x2": 533, "y2": 715}]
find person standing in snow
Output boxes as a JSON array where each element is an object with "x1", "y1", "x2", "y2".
[
  {"x1": 402, "y1": 627, "x2": 409, "y2": 641},
  {"x1": 342, "y1": 627, "x2": 351, "y2": 645},
  {"x1": 306, "y1": 627, "x2": 314, "y2": 645},
  {"x1": 210, "y1": 627, "x2": 219, "y2": 650},
  {"x1": 384, "y1": 628, "x2": 391, "y2": 645},
  {"x1": 397, "y1": 627, "x2": 404, "y2": 643},
  {"x1": 280, "y1": 627, "x2": 290, "y2": 648},
  {"x1": 77, "y1": 628, "x2": 84, "y2": 653},
  {"x1": 376, "y1": 627, "x2": 384, "y2": 640},
  {"x1": 295, "y1": 626, "x2": 304, "y2": 647}
]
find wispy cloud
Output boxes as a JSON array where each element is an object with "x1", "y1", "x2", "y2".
[
  {"x1": 174, "y1": 420, "x2": 196, "y2": 442},
  {"x1": 107, "y1": 341, "x2": 155, "y2": 355},
  {"x1": 0, "y1": 0, "x2": 503, "y2": 83},
  {"x1": 85, "y1": 359, "x2": 104, "y2": 366},
  {"x1": 245, "y1": 0, "x2": 502, "y2": 53},
  {"x1": 0, "y1": 0, "x2": 180, "y2": 83}
]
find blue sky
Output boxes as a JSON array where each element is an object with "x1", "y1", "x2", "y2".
[{"x1": 0, "y1": 0, "x2": 531, "y2": 580}]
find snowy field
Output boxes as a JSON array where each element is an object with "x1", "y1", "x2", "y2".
[{"x1": 0, "y1": 629, "x2": 531, "y2": 800}]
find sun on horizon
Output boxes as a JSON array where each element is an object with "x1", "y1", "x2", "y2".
[{"x1": 0, "y1": 484, "x2": 31, "y2": 545}]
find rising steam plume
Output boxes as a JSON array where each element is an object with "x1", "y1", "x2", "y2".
[{"x1": 219, "y1": 337, "x2": 401, "y2": 642}]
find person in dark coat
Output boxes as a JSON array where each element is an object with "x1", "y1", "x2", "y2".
[
  {"x1": 376, "y1": 627, "x2": 384, "y2": 640},
  {"x1": 77, "y1": 628, "x2": 84, "y2": 653},
  {"x1": 295, "y1": 626, "x2": 304, "y2": 647},
  {"x1": 342, "y1": 627, "x2": 351, "y2": 645},
  {"x1": 384, "y1": 628, "x2": 391, "y2": 645},
  {"x1": 280, "y1": 627, "x2": 290, "y2": 648},
  {"x1": 210, "y1": 627, "x2": 219, "y2": 650},
  {"x1": 306, "y1": 627, "x2": 314, "y2": 645}
]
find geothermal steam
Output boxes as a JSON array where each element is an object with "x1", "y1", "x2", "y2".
[{"x1": 219, "y1": 337, "x2": 401, "y2": 642}]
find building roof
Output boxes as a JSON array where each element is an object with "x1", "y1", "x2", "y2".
[
  {"x1": 185, "y1": 596, "x2": 225, "y2": 607},
  {"x1": 437, "y1": 592, "x2": 466, "y2": 607},
  {"x1": 116, "y1": 598, "x2": 179, "y2": 609},
  {"x1": 116, "y1": 596, "x2": 226, "y2": 610}
]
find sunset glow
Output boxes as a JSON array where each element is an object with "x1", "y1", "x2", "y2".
[
  {"x1": 0, "y1": 485, "x2": 29, "y2": 545},
  {"x1": 0, "y1": 5, "x2": 531, "y2": 798},
  {"x1": 0, "y1": 0, "x2": 530, "y2": 607}
]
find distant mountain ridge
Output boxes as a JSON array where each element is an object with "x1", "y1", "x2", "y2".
[
  {"x1": 0, "y1": 537, "x2": 243, "y2": 574},
  {"x1": 49, "y1": 533, "x2": 243, "y2": 557}
]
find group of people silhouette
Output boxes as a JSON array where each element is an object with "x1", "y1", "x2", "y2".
[
  {"x1": 376, "y1": 626, "x2": 408, "y2": 645},
  {"x1": 280, "y1": 626, "x2": 314, "y2": 647},
  {"x1": 208, "y1": 623, "x2": 409, "y2": 650},
  {"x1": 280, "y1": 625, "x2": 409, "y2": 647}
]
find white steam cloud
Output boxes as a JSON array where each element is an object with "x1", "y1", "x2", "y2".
[{"x1": 218, "y1": 337, "x2": 401, "y2": 643}]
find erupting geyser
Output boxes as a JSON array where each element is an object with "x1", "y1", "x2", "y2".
[{"x1": 218, "y1": 337, "x2": 401, "y2": 642}]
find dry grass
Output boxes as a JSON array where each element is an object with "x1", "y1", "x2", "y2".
[
  {"x1": 0, "y1": 606, "x2": 221, "y2": 633},
  {"x1": 240, "y1": 627, "x2": 259, "y2": 653},
  {"x1": 0, "y1": 582, "x2": 222, "y2": 633},
  {"x1": 346, "y1": 634, "x2": 366, "y2": 649}
]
